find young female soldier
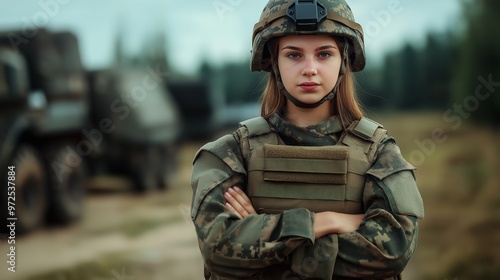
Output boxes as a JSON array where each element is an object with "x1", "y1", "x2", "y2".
[{"x1": 191, "y1": 0, "x2": 424, "y2": 279}]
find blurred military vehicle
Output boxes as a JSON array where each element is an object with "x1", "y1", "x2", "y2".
[
  {"x1": 0, "y1": 28, "x2": 180, "y2": 234},
  {"x1": 0, "y1": 29, "x2": 89, "y2": 234},
  {"x1": 87, "y1": 67, "x2": 180, "y2": 192},
  {"x1": 167, "y1": 79, "x2": 217, "y2": 140}
]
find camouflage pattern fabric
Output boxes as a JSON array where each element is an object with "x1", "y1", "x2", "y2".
[
  {"x1": 191, "y1": 113, "x2": 423, "y2": 279},
  {"x1": 266, "y1": 113, "x2": 342, "y2": 146}
]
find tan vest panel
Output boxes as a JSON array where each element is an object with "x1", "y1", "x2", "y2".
[{"x1": 240, "y1": 117, "x2": 386, "y2": 215}]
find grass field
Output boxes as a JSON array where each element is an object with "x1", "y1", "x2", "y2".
[{"x1": 377, "y1": 112, "x2": 500, "y2": 279}]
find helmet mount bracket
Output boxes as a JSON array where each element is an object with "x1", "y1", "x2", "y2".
[{"x1": 287, "y1": 0, "x2": 327, "y2": 31}]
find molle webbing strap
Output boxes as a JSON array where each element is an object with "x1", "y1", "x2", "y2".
[
  {"x1": 256, "y1": 158, "x2": 347, "y2": 175},
  {"x1": 265, "y1": 144, "x2": 348, "y2": 160},
  {"x1": 265, "y1": 172, "x2": 344, "y2": 185},
  {"x1": 239, "y1": 117, "x2": 279, "y2": 150},
  {"x1": 240, "y1": 117, "x2": 272, "y2": 137},
  {"x1": 340, "y1": 117, "x2": 385, "y2": 163},
  {"x1": 252, "y1": 197, "x2": 363, "y2": 214},
  {"x1": 352, "y1": 117, "x2": 382, "y2": 141}
]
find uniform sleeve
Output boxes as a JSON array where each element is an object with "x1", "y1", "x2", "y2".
[
  {"x1": 191, "y1": 132, "x2": 316, "y2": 278},
  {"x1": 289, "y1": 137, "x2": 424, "y2": 279}
]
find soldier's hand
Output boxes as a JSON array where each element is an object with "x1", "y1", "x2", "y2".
[
  {"x1": 314, "y1": 212, "x2": 364, "y2": 238},
  {"x1": 331, "y1": 212, "x2": 364, "y2": 234},
  {"x1": 224, "y1": 187, "x2": 257, "y2": 219}
]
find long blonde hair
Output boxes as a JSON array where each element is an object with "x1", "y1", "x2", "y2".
[{"x1": 260, "y1": 37, "x2": 363, "y2": 129}]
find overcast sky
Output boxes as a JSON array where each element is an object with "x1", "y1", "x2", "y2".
[{"x1": 0, "y1": 0, "x2": 463, "y2": 74}]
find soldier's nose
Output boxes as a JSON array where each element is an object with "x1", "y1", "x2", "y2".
[{"x1": 302, "y1": 59, "x2": 318, "y2": 76}]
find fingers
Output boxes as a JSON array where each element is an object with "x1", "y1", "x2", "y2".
[
  {"x1": 224, "y1": 187, "x2": 256, "y2": 219},
  {"x1": 225, "y1": 202, "x2": 243, "y2": 219},
  {"x1": 224, "y1": 191, "x2": 249, "y2": 218},
  {"x1": 232, "y1": 187, "x2": 257, "y2": 215}
]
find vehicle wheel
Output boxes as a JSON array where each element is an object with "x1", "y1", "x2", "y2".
[
  {"x1": 131, "y1": 146, "x2": 157, "y2": 193},
  {"x1": 46, "y1": 145, "x2": 87, "y2": 224},
  {"x1": 1, "y1": 145, "x2": 48, "y2": 234},
  {"x1": 157, "y1": 145, "x2": 177, "y2": 190}
]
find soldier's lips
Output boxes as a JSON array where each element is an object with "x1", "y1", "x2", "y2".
[{"x1": 299, "y1": 82, "x2": 319, "y2": 91}]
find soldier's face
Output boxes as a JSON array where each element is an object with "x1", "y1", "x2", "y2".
[{"x1": 278, "y1": 35, "x2": 342, "y2": 107}]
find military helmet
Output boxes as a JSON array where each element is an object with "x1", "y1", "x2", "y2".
[{"x1": 251, "y1": 0, "x2": 365, "y2": 72}]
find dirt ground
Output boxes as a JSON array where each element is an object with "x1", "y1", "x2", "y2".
[{"x1": 0, "y1": 142, "x2": 205, "y2": 280}]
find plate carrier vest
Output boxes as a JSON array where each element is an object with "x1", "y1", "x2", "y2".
[{"x1": 238, "y1": 117, "x2": 387, "y2": 214}]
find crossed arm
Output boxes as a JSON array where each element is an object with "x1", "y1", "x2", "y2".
[{"x1": 224, "y1": 186, "x2": 364, "y2": 238}]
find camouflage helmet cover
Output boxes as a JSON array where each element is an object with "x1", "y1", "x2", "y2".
[{"x1": 251, "y1": 0, "x2": 365, "y2": 72}]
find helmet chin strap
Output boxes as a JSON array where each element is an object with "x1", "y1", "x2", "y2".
[{"x1": 271, "y1": 39, "x2": 349, "y2": 109}]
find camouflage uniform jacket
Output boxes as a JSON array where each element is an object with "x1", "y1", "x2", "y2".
[{"x1": 191, "y1": 113, "x2": 424, "y2": 280}]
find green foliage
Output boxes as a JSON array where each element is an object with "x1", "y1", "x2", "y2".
[
  {"x1": 452, "y1": 0, "x2": 500, "y2": 126},
  {"x1": 198, "y1": 60, "x2": 268, "y2": 105},
  {"x1": 358, "y1": 32, "x2": 458, "y2": 111},
  {"x1": 221, "y1": 62, "x2": 268, "y2": 104},
  {"x1": 420, "y1": 33, "x2": 459, "y2": 110}
]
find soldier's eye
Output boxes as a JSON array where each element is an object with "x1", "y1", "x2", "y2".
[
  {"x1": 318, "y1": 52, "x2": 332, "y2": 59},
  {"x1": 287, "y1": 53, "x2": 301, "y2": 59}
]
